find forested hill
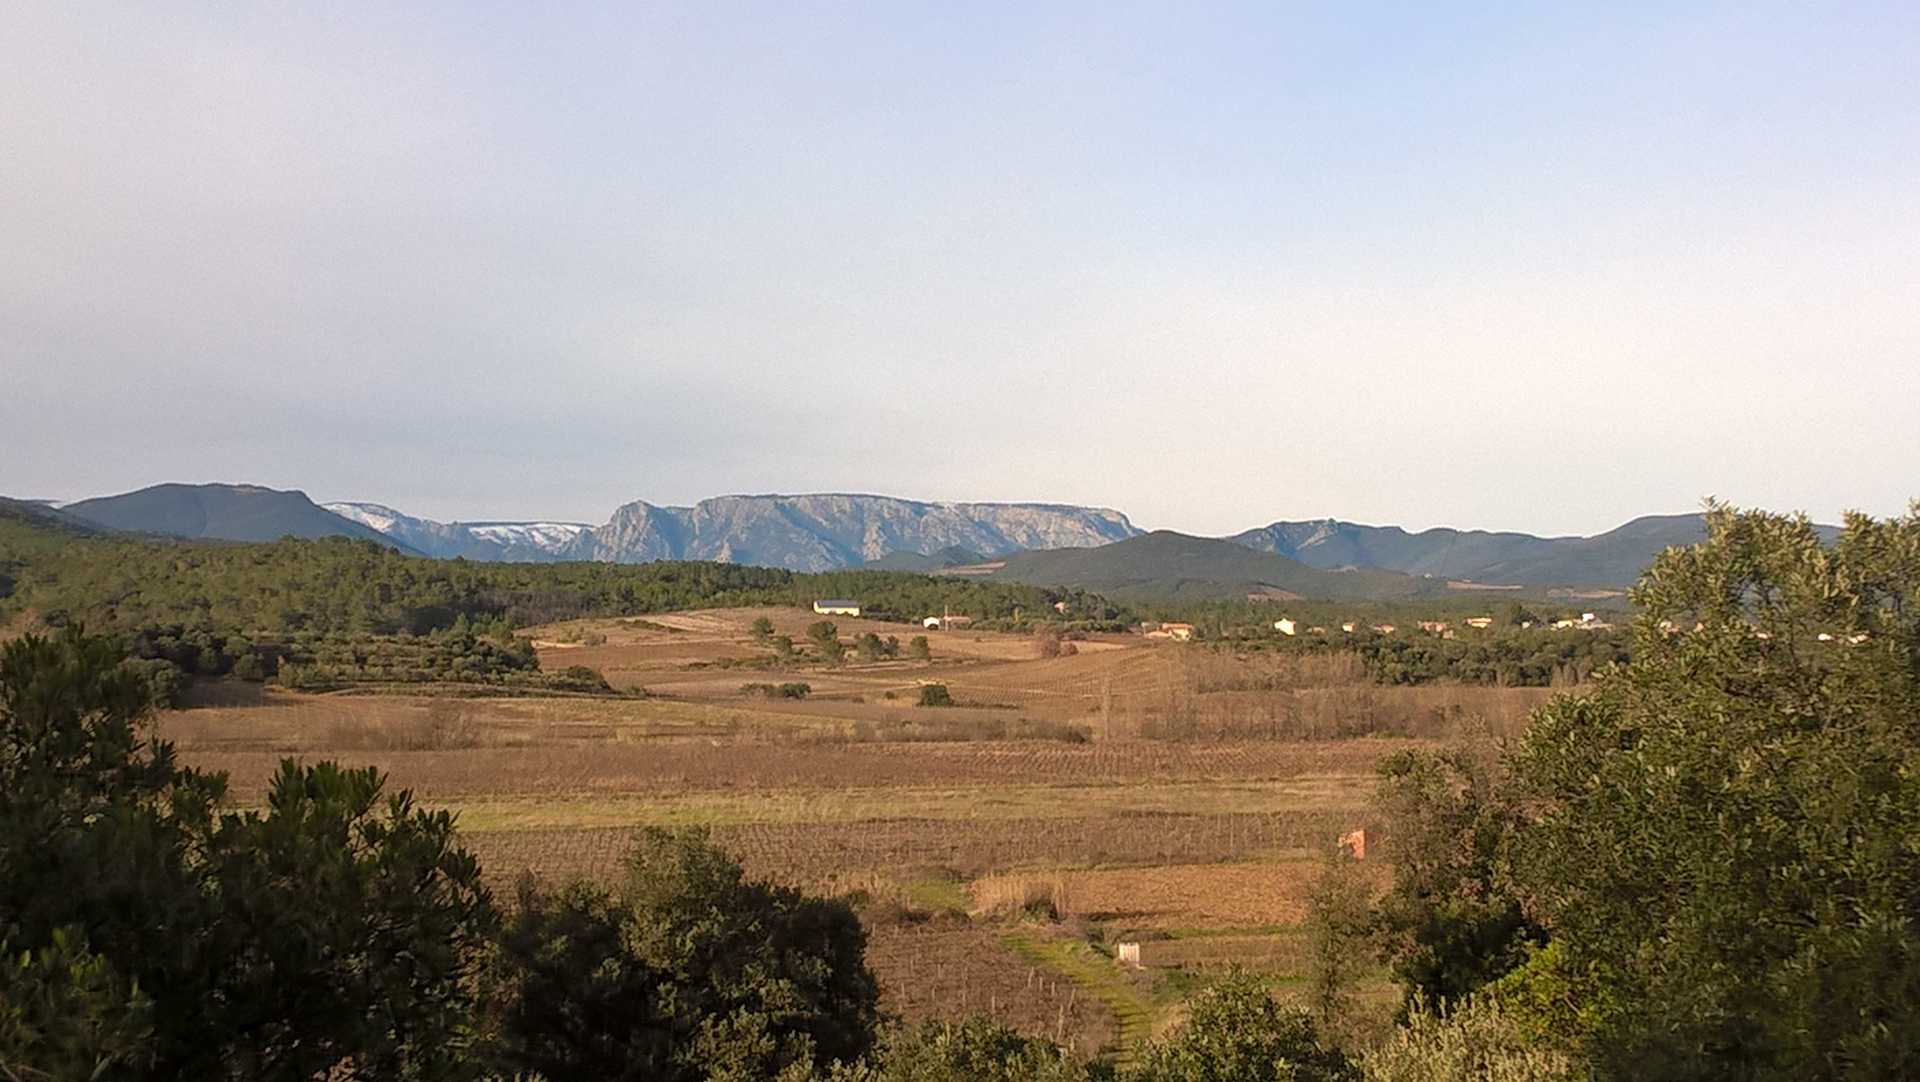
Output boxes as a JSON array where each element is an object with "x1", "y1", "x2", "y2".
[
  {"x1": 0, "y1": 510, "x2": 1123, "y2": 639},
  {"x1": 62, "y1": 482, "x2": 412, "y2": 549},
  {"x1": 1229, "y1": 513, "x2": 1845, "y2": 587},
  {"x1": 972, "y1": 531, "x2": 1452, "y2": 602}
]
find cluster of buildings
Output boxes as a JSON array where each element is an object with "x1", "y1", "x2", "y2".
[{"x1": 1258, "y1": 610, "x2": 1616, "y2": 640}]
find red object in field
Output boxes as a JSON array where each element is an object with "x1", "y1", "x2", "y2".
[{"x1": 1339, "y1": 829, "x2": 1368, "y2": 860}]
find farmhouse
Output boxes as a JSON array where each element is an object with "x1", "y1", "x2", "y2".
[
  {"x1": 922, "y1": 614, "x2": 973, "y2": 630},
  {"x1": 812, "y1": 599, "x2": 861, "y2": 616}
]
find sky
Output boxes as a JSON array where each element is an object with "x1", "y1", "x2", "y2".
[{"x1": 3, "y1": 3, "x2": 1916, "y2": 537}]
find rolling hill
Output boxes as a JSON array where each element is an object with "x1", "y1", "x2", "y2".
[
  {"x1": 969, "y1": 531, "x2": 1450, "y2": 602},
  {"x1": 61, "y1": 484, "x2": 414, "y2": 549},
  {"x1": 1229, "y1": 513, "x2": 1842, "y2": 588},
  {"x1": 0, "y1": 496, "x2": 102, "y2": 536}
]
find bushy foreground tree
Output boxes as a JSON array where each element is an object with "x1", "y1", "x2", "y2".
[
  {"x1": 488, "y1": 827, "x2": 881, "y2": 1082},
  {"x1": 827, "y1": 1018, "x2": 1092, "y2": 1082},
  {"x1": 1128, "y1": 972, "x2": 1354, "y2": 1082},
  {"x1": 1351, "y1": 505, "x2": 1920, "y2": 1079},
  {"x1": 0, "y1": 628, "x2": 495, "y2": 1081},
  {"x1": 1359, "y1": 995, "x2": 1573, "y2": 1082},
  {"x1": 1370, "y1": 745, "x2": 1540, "y2": 1007},
  {"x1": 1501, "y1": 504, "x2": 1920, "y2": 1079}
]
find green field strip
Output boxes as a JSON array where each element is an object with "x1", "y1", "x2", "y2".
[{"x1": 1003, "y1": 929, "x2": 1156, "y2": 1065}]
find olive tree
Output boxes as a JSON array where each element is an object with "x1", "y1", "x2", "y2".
[{"x1": 1506, "y1": 504, "x2": 1920, "y2": 1079}]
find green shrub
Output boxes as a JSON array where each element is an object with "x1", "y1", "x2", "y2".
[
  {"x1": 489, "y1": 828, "x2": 878, "y2": 1081},
  {"x1": 1361, "y1": 995, "x2": 1575, "y2": 1082},
  {"x1": 1128, "y1": 971, "x2": 1355, "y2": 1081},
  {"x1": 0, "y1": 628, "x2": 496, "y2": 1079},
  {"x1": 118, "y1": 656, "x2": 185, "y2": 709}
]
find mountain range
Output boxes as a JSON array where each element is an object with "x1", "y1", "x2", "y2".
[
  {"x1": 323, "y1": 493, "x2": 1140, "y2": 570},
  {"x1": 29, "y1": 481, "x2": 1815, "y2": 596},
  {"x1": 966, "y1": 531, "x2": 1450, "y2": 602}
]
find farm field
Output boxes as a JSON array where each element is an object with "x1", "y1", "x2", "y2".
[{"x1": 164, "y1": 606, "x2": 1554, "y2": 1059}]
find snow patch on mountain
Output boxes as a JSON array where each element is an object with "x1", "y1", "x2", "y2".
[{"x1": 464, "y1": 522, "x2": 592, "y2": 548}]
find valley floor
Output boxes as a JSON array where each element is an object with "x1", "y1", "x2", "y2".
[{"x1": 165, "y1": 608, "x2": 1552, "y2": 1057}]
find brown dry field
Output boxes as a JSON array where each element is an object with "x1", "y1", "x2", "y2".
[
  {"x1": 864, "y1": 920, "x2": 1118, "y2": 1057},
  {"x1": 165, "y1": 607, "x2": 1560, "y2": 1056}
]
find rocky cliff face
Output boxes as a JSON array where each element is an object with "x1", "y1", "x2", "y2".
[
  {"x1": 563, "y1": 494, "x2": 1141, "y2": 571},
  {"x1": 328, "y1": 493, "x2": 1139, "y2": 570}
]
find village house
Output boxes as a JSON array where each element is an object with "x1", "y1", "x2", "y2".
[
  {"x1": 1464, "y1": 616, "x2": 1494, "y2": 630},
  {"x1": 1340, "y1": 621, "x2": 1357, "y2": 633},
  {"x1": 1273, "y1": 617, "x2": 1298, "y2": 636},
  {"x1": 812, "y1": 599, "x2": 861, "y2": 616},
  {"x1": 1372, "y1": 623, "x2": 1397, "y2": 634},
  {"x1": 1145, "y1": 622, "x2": 1196, "y2": 642},
  {"x1": 922, "y1": 614, "x2": 973, "y2": 630},
  {"x1": 1418, "y1": 620, "x2": 1449, "y2": 634}
]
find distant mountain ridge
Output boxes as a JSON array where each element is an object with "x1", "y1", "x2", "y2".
[
  {"x1": 35, "y1": 482, "x2": 1847, "y2": 591},
  {"x1": 1228, "y1": 514, "x2": 1842, "y2": 587},
  {"x1": 974, "y1": 530, "x2": 1449, "y2": 601},
  {"x1": 561, "y1": 494, "x2": 1141, "y2": 570},
  {"x1": 328, "y1": 494, "x2": 1139, "y2": 569},
  {"x1": 62, "y1": 484, "x2": 412, "y2": 550},
  {"x1": 324, "y1": 502, "x2": 592, "y2": 563}
]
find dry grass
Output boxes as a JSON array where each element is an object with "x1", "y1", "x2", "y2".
[
  {"x1": 1057, "y1": 858, "x2": 1393, "y2": 930},
  {"x1": 971, "y1": 873, "x2": 1073, "y2": 920}
]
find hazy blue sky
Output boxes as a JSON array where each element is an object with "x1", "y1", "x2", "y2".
[{"x1": 4, "y1": 3, "x2": 1916, "y2": 536}]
